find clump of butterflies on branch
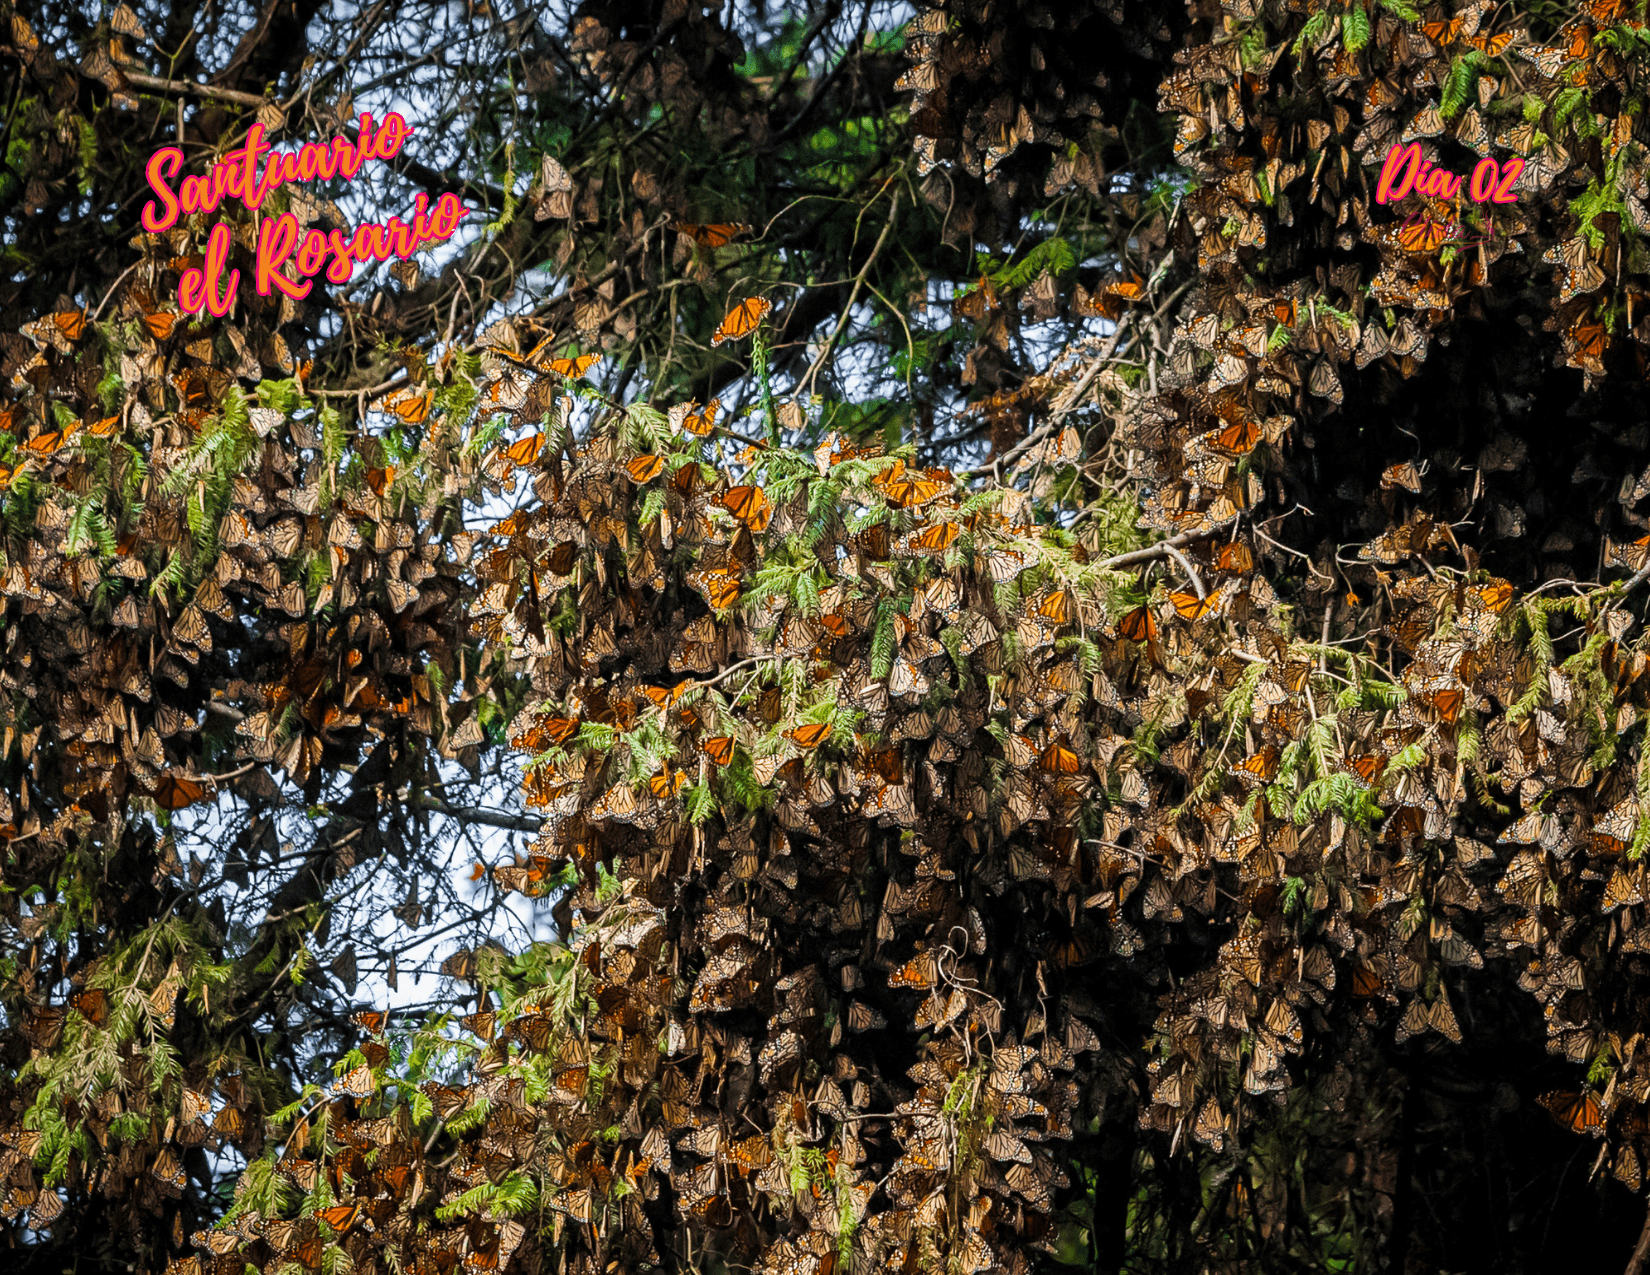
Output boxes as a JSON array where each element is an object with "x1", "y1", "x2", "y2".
[{"x1": 1136, "y1": 0, "x2": 1650, "y2": 1193}]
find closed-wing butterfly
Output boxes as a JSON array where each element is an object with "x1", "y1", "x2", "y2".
[{"x1": 712, "y1": 297, "x2": 772, "y2": 345}]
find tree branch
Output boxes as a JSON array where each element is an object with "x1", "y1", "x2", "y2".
[{"x1": 415, "y1": 793, "x2": 541, "y2": 834}]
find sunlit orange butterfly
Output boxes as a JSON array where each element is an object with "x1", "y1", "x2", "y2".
[
  {"x1": 352, "y1": 1010, "x2": 387, "y2": 1036},
  {"x1": 912, "y1": 521, "x2": 959, "y2": 552},
  {"x1": 1475, "y1": 581, "x2": 1515, "y2": 613},
  {"x1": 1169, "y1": 586, "x2": 1222, "y2": 621},
  {"x1": 1037, "y1": 590, "x2": 1073, "y2": 624},
  {"x1": 650, "y1": 765, "x2": 688, "y2": 798},
  {"x1": 712, "y1": 297, "x2": 772, "y2": 346},
  {"x1": 20, "y1": 430, "x2": 65, "y2": 456},
  {"x1": 1397, "y1": 211, "x2": 1453, "y2": 253},
  {"x1": 676, "y1": 398, "x2": 722, "y2": 437},
  {"x1": 1205, "y1": 415, "x2": 1261, "y2": 456},
  {"x1": 627, "y1": 454, "x2": 665, "y2": 483},
  {"x1": 701, "y1": 736, "x2": 736, "y2": 766},
  {"x1": 372, "y1": 386, "x2": 434, "y2": 424},
  {"x1": 1037, "y1": 739, "x2": 1082, "y2": 774},
  {"x1": 874, "y1": 459, "x2": 950, "y2": 508},
  {"x1": 1420, "y1": 687, "x2": 1465, "y2": 722},
  {"x1": 501, "y1": 433, "x2": 543, "y2": 466},
  {"x1": 546, "y1": 352, "x2": 600, "y2": 378},
  {"x1": 1420, "y1": 16, "x2": 1461, "y2": 44},
  {"x1": 641, "y1": 681, "x2": 693, "y2": 711},
  {"x1": 1216, "y1": 541, "x2": 1254, "y2": 573},
  {"x1": 721, "y1": 485, "x2": 771, "y2": 532},
  {"x1": 688, "y1": 567, "x2": 741, "y2": 609},
  {"x1": 315, "y1": 1203, "x2": 367, "y2": 1234},
  {"x1": 787, "y1": 722, "x2": 832, "y2": 750},
  {"x1": 1344, "y1": 754, "x2": 1387, "y2": 788},
  {"x1": 21, "y1": 308, "x2": 87, "y2": 348},
  {"x1": 677, "y1": 222, "x2": 752, "y2": 248}
]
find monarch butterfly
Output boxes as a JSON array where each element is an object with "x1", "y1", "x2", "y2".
[
  {"x1": 912, "y1": 521, "x2": 959, "y2": 553},
  {"x1": 874, "y1": 459, "x2": 949, "y2": 508},
  {"x1": 1397, "y1": 211, "x2": 1454, "y2": 253},
  {"x1": 677, "y1": 222, "x2": 752, "y2": 248},
  {"x1": 1216, "y1": 541, "x2": 1254, "y2": 573},
  {"x1": 626, "y1": 454, "x2": 665, "y2": 483},
  {"x1": 70, "y1": 988, "x2": 109, "y2": 1026},
  {"x1": 1037, "y1": 740, "x2": 1082, "y2": 774},
  {"x1": 316, "y1": 1203, "x2": 367, "y2": 1234},
  {"x1": 785, "y1": 722, "x2": 831, "y2": 750},
  {"x1": 1475, "y1": 581, "x2": 1515, "y2": 613},
  {"x1": 721, "y1": 485, "x2": 771, "y2": 532},
  {"x1": 151, "y1": 772, "x2": 208, "y2": 810},
  {"x1": 1204, "y1": 416, "x2": 1261, "y2": 456},
  {"x1": 546, "y1": 352, "x2": 600, "y2": 378},
  {"x1": 374, "y1": 386, "x2": 434, "y2": 424},
  {"x1": 1037, "y1": 590, "x2": 1073, "y2": 624},
  {"x1": 333, "y1": 1065, "x2": 374, "y2": 1096},
  {"x1": 1169, "y1": 587, "x2": 1221, "y2": 621},
  {"x1": 650, "y1": 765, "x2": 688, "y2": 798},
  {"x1": 1232, "y1": 746, "x2": 1279, "y2": 783},
  {"x1": 501, "y1": 433, "x2": 543, "y2": 466},
  {"x1": 21, "y1": 309, "x2": 87, "y2": 349},
  {"x1": 352, "y1": 1010, "x2": 387, "y2": 1036},
  {"x1": 19, "y1": 430, "x2": 66, "y2": 456},
  {"x1": 1420, "y1": 687, "x2": 1465, "y2": 722},
  {"x1": 1118, "y1": 606, "x2": 1158, "y2": 643},
  {"x1": 688, "y1": 568, "x2": 741, "y2": 609},
  {"x1": 702, "y1": 736, "x2": 736, "y2": 766},
  {"x1": 672, "y1": 397, "x2": 721, "y2": 437},
  {"x1": 1344, "y1": 754, "x2": 1387, "y2": 788},
  {"x1": 137, "y1": 306, "x2": 181, "y2": 340},
  {"x1": 1539, "y1": 1089, "x2": 1604, "y2": 1135},
  {"x1": 712, "y1": 297, "x2": 772, "y2": 345}
]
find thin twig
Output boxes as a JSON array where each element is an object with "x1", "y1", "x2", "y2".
[
  {"x1": 1163, "y1": 543, "x2": 1206, "y2": 600},
  {"x1": 1096, "y1": 515, "x2": 1242, "y2": 573},
  {"x1": 124, "y1": 71, "x2": 270, "y2": 108}
]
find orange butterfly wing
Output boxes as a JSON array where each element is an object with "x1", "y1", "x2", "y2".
[
  {"x1": 787, "y1": 722, "x2": 832, "y2": 750},
  {"x1": 721, "y1": 485, "x2": 771, "y2": 532},
  {"x1": 627, "y1": 454, "x2": 665, "y2": 483},
  {"x1": 547, "y1": 353, "x2": 600, "y2": 378},
  {"x1": 712, "y1": 297, "x2": 772, "y2": 346},
  {"x1": 679, "y1": 222, "x2": 752, "y2": 248},
  {"x1": 703, "y1": 736, "x2": 735, "y2": 766},
  {"x1": 1118, "y1": 606, "x2": 1158, "y2": 643},
  {"x1": 316, "y1": 1203, "x2": 362, "y2": 1233},
  {"x1": 1169, "y1": 587, "x2": 1221, "y2": 621},
  {"x1": 503, "y1": 433, "x2": 544, "y2": 465}
]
